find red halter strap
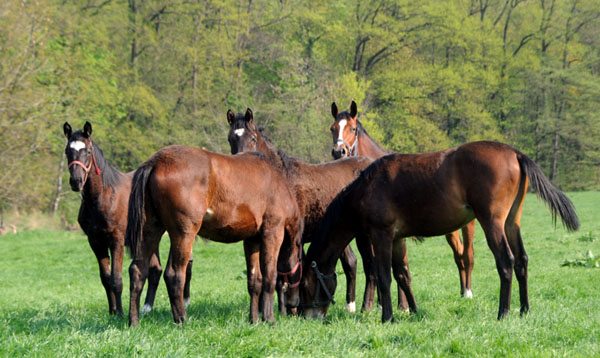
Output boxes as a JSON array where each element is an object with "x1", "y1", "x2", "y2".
[
  {"x1": 68, "y1": 140, "x2": 101, "y2": 186},
  {"x1": 278, "y1": 259, "x2": 303, "y2": 288}
]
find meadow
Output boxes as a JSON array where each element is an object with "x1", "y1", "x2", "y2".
[{"x1": 1, "y1": 192, "x2": 599, "y2": 357}]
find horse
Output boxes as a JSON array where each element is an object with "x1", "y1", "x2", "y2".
[
  {"x1": 329, "y1": 101, "x2": 477, "y2": 305},
  {"x1": 226, "y1": 108, "x2": 374, "y2": 313},
  {"x1": 125, "y1": 145, "x2": 304, "y2": 325},
  {"x1": 300, "y1": 141, "x2": 579, "y2": 322},
  {"x1": 63, "y1": 121, "x2": 187, "y2": 316}
]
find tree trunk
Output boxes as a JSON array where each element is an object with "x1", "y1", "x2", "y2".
[{"x1": 51, "y1": 156, "x2": 66, "y2": 217}]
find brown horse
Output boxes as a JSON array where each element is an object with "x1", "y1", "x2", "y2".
[
  {"x1": 226, "y1": 108, "x2": 374, "y2": 313},
  {"x1": 300, "y1": 141, "x2": 579, "y2": 322},
  {"x1": 63, "y1": 122, "x2": 183, "y2": 316},
  {"x1": 125, "y1": 145, "x2": 304, "y2": 325},
  {"x1": 330, "y1": 101, "x2": 477, "y2": 303}
]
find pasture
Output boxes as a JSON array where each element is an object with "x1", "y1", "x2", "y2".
[{"x1": 1, "y1": 192, "x2": 599, "y2": 357}]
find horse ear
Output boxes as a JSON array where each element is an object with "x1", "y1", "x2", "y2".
[
  {"x1": 350, "y1": 101, "x2": 358, "y2": 119},
  {"x1": 63, "y1": 122, "x2": 72, "y2": 139},
  {"x1": 331, "y1": 102, "x2": 339, "y2": 119},
  {"x1": 83, "y1": 121, "x2": 92, "y2": 137},
  {"x1": 245, "y1": 108, "x2": 253, "y2": 124},
  {"x1": 227, "y1": 109, "x2": 235, "y2": 125}
]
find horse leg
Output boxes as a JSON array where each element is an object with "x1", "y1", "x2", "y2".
[
  {"x1": 461, "y1": 220, "x2": 475, "y2": 299},
  {"x1": 369, "y1": 228, "x2": 394, "y2": 323},
  {"x1": 445, "y1": 230, "x2": 466, "y2": 298},
  {"x1": 480, "y1": 218, "x2": 514, "y2": 319},
  {"x1": 339, "y1": 245, "x2": 357, "y2": 313},
  {"x1": 141, "y1": 250, "x2": 162, "y2": 314},
  {"x1": 128, "y1": 228, "x2": 162, "y2": 326},
  {"x1": 356, "y1": 235, "x2": 377, "y2": 312},
  {"x1": 88, "y1": 238, "x2": 116, "y2": 315},
  {"x1": 109, "y1": 238, "x2": 124, "y2": 316},
  {"x1": 243, "y1": 238, "x2": 262, "y2": 324},
  {"x1": 183, "y1": 254, "x2": 193, "y2": 308},
  {"x1": 163, "y1": 232, "x2": 195, "y2": 324},
  {"x1": 506, "y1": 222, "x2": 528, "y2": 316},
  {"x1": 392, "y1": 237, "x2": 417, "y2": 313},
  {"x1": 259, "y1": 227, "x2": 284, "y2": 323}
]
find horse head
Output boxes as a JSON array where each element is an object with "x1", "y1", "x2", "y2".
[
  {"x1": 299, "y1": 260, "x2": 337, "y2": 319},
  {"x1": 330, "y1": 101, "x2": 359, "y2": 159},
  {"x1": 227, "y1": 108, "x2": 259, "y2": 154},
  {"x1": 63, "y1": 121, "x2": 99, "y2": 192}
]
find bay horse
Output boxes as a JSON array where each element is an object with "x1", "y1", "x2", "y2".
[
  {"x1": 330, "y1": 101, "x2": 477, "y2": 304},
  {"x1": 63, "y1": 122, "x2": 187, "y2": 316},
  {"x1": 300, "y1": 141, "x2": 579, "y2": 322},
  {"x1": 125, "y1": 145, "x2": 304, "y2": 325},
  {"x1": 226, "y1": 109, "x2": 374, "y2": 313}
]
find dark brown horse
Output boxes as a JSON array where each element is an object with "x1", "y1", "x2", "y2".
[
  {"x1": 330, "y1": 101, "x2": 477, "y2": 304},
  {"x1": 300, "y1": 141, "x2": 579, "y2": 322},
  {"x1": 63, "y1": 122, "x2": 182, "y2": 316},
  {"x1": 126, "y1": 145, "x2": 304, "y2": 325},
  {"x1": 226, "y1": 108, "x2": 374, "y2": 313}
]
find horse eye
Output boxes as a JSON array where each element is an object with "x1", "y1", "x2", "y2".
[
  {"x1": 351, "y1": 127, "x2": 357, "y2": 132},
  {"x1": 251, "y1": 137, "x2": 257, "y2": 143}
]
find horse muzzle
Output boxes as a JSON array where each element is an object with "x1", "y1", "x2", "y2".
[{"x1": 69, "y1": 177, "x2": 84, "y2": 192}]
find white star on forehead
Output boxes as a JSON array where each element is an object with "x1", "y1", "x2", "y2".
[
  {"x1": 234, "y1": 128, "x2": 245, "y2": 137},
  {"x1": 69, "y1": 141, "x2": 86, "y2": 151}
]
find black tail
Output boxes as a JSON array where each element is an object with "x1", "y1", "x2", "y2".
[
  {"x1": 125, "y1": 164, "x2": 154, "y2": 259},
  {"x1": 517, "y1": 153, "x2": 579, "y2": 232}
]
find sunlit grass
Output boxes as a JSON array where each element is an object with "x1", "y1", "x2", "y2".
[{"x1": 1, "y1": 192, "x2": 599, "y2": 357}]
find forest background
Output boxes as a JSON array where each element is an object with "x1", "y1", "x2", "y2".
[{"x1": 1, "y1": 0, "x2": 599, "y2": 227}]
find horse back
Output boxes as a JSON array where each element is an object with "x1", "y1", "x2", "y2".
[{"x1": 147, "y1": 146, "x2": 297, "y2": 242}]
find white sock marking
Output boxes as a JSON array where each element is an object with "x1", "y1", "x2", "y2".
[
  {"x1": 464, "y1": 289, "x2": 473, "y2": 299},
  {"x1": 69, "y1": 140, "x2": 86, "y2": 151},
  {"x1": 141, "y1": 304, "x2": 152, "y2": 314},
  {"x1": 184, "y1": 298, "x2": 190, "y2": 308},
  {"x1": 346, "y1": 301, "x2": 356, "y2": 313},
  {"x1": 234, "y1": 128, "x2": 245, "y2": 137}
]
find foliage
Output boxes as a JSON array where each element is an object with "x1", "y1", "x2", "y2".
[
  {"x1": 562, "y1": 250, "x2": 600, "y2": 268},
  {"x1": 1, "y1": 0, "x2": 600, "y2": 221}
]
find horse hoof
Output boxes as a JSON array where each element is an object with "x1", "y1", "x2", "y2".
[{"x1": 463, "y1": 289, "x2": 473, "y2": 299}]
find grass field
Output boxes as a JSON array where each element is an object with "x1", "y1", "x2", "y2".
[{"x1": 1, "y1": 192, "x2": 599, "y2": 357}]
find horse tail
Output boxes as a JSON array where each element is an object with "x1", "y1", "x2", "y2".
[
  {"x1": 517, "y1": 152, "x2": 579, "y2": 232},
  {"x1": 125, "y1": 164, "x2": 154, "y2": 259}
]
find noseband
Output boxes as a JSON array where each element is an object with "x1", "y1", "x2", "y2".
[
  {"x1": 68, "y1": 140, "x2": 101, "y2": 186},
  {"x1": 302, "y1": 261, "x2": 336, "y2": 309},
  {"x1": 334, "y1": 128, "x2": 358, "y2": 156}
]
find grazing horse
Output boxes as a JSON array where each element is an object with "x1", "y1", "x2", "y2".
[
  {"x1": 300, "y1": 141, "x2": 579, "y2": 322},
  {"x1": 126, "y1": 145, "x2": 304, "y2": 325},
  {"x1": 63, "y1": 122, "x2": 177, "y2": 316},
  {"x1": 330, "y1": 101, "x2": 477, "y2": 303},
  {"x1": 226, "y1": 108, "x2": 374, "y2": 313}
]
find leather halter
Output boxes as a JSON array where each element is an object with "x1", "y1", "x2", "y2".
[
  {"x1": 278, "y1": 259, "x2": 303, "y2": 288},
  {"x1": 68, "y1": 140, "x2": 101, "y2": 186},
  {"x1": 334, "y1": 127, "x2": 358, "y2": 156},
  {"x1": 301, "y1": 261, "x2": 336, "y2": 308}
]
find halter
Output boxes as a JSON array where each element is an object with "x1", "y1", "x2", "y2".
[
  {"x1": 301, "y1": 261, "x2": 336, "y2": 309},
  {"x1": 278, "y1": 259, "x2": 303, "y2": 288},
  {"x1": 68, "y1": 140, "x2": 101, "y2": 187},
  {"x1": 334, "y1": 127, "x2": 358, "y2": 157}
]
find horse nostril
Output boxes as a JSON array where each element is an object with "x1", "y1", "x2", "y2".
[{"x1": 341, "y1": 148, "x2": 347, "y2": 156}]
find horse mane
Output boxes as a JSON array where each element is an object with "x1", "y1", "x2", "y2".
[
  {"x1": 91, "y1": 141, "x2": 125, "y2": 189},
  {"x1": 256, "y1": 127, "x2": 298, "y2": 174}
]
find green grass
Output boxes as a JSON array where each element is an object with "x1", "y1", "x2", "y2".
[{"x1": 1, "y1": 192, "x2": 599, "y2": 357}]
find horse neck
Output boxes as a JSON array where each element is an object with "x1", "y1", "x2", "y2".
[
  {"x1": 81, "y1": 145, "x2": 122, "y2": 202},
  {"x1": 356, "y1": 130, "x2": 388, "y2": 159},
  {"x1": 256, "y1": 134, "x2": 288, "y2": 172},
  {"x1": 81, "y1": 167, "x2": 105, "y2": 201},
  {"x1": 307, "y1": 205, "x2": 357, "y2": 274}
]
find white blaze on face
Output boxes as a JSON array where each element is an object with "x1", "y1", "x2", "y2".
[
  {"x1": 234, "y1": 128, "x2": 245, "y2": 137},
  {"x1": 69, "y1": 140, "x2": 86, "y2": 151},
  {"x1": 337, "y1": 120, "x2": 347, "y2": 142}
]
